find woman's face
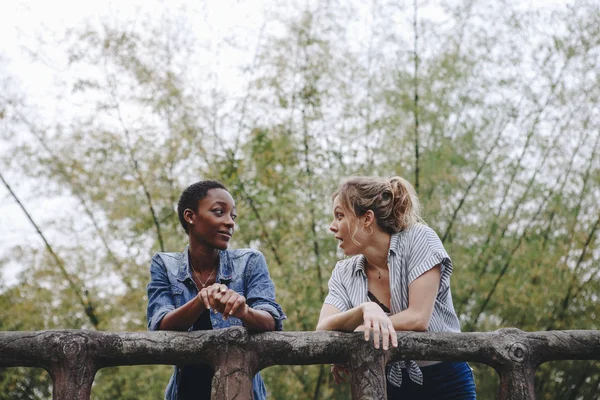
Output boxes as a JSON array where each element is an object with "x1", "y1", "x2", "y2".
[
  {"x1": 187, "y1": 188, "x2": 237, "y2": 250},
  {"x1": 329, "y1": 196, "x2": 363, "y2": 256}
]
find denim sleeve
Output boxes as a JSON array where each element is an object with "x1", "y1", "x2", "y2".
[
  {"x1": 244, "y1": 252, "x2": 286, "y2": 331},
  {"x1": 146, "y1": 255, "x2": 176, "y2": 331}
]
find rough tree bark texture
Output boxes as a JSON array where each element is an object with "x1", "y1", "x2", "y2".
[{"x1": 0, "y1": 328, "x2": 599, "y2": 400}]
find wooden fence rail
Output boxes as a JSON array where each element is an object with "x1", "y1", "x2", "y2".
[{"x1": 1, "y1": 328, "x2": 599, "y2": 399}]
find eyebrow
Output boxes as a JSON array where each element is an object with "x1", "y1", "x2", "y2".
[{"x1": 212, "y1": 201, "x2": 235, "y2": 209}]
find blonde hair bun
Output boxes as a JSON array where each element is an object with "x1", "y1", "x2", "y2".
[{"x1": 334, "y1": 176, "x2": 423, "y2": 234}]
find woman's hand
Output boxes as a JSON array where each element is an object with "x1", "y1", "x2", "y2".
[
  {"x1": 203, "y1": 283, "x2": 249, "y2": 320},
  {"x1": 331, "y1": 363, "x2": 350, "y2": 384},
  {"x1": 361, "y1": 302, "x2": 398, "y2": 350},
  {"x1": 328, "y1": 324, "x2": 369, "y2": 383}
]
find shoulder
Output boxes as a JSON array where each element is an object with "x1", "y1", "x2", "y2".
[
  {"x1": 392, "y1": 224, "x2": 446, "y2": 258},
  {"x1": 406, "y1": 223, "x2": 437, "y2": 237},
  {"x1": 151, "y1": 250, "x2": 185, "y2": 276},
  {"x1": 227, "y1": 248, "x2": 264, "y2": 261},
  {"x1": 153, "y1": 250, "x2": 185, "y2": 261},
  {"x1": 401, "y1": 223, "x2": 442, "y2": 245},
  {"x1": 226, "y1": 248, "x2": 268, "y2": 274}
]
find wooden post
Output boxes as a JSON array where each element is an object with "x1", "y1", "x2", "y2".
[
  {"x1": 47, "y1": 332, "x2": 97, "y2": 400},
  {"x1": 210, "y1": 327, "x2": 255, "y2": 400},
  {"x1": 349, "y1": 341, "x2": 387, "y2": 399}
]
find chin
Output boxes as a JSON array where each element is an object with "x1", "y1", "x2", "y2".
[{"x1": 212, "y1": 241, "x2": 230, "y2": 251}]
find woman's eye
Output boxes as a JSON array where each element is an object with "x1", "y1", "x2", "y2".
[
  {"x1": 231, "y1": 214, "x2": 237, "y2": 221},
  {"x1": 213, "y1": 209, "x2": 224, "y2": 215},
  {"x1": 335, "y1": 213, "x2": 343, "y2": 220}
]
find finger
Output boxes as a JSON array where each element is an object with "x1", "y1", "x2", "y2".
[
  {"x1": 389, "y1": 323, "x2": 398, "y2": 348},
  {"x1": 229, "y1": 296, "x2": 246, "y2": 318},
  {"x1": 363, "y1": 319, "x2": 372, "y2": 342},
  {"x1": 199, "y1": 289, "x2": 211, "y2": 310},
  {"x1": 372, "y1": 321, "x2": 381, "y2": 349},
  {"x1": 381, "y1": 324, "x2": 390, "y2": 350},
  {"x1": 218, "y1": 291, "x2": 233, "y2": 310},
  {"x1": 219, "y1": 290, "x2": 233, "y2": 304},
  {"x1": 213, "y1": 288, "x2": 224, "y2": 302},
  {"x1": 336, "y1": 365, "x2": 349, "y2": 383},
  {"x1": 222, "y1": 293, "x2": 238, "y2": 318},
  {"x1": 331, "y1": 365, "x2": 343, "y2": 385},
  {"x1": 220, "y1": 284, "x2": 228, "y2": 293},
  {"x1": 208, "y1": 285, "x2": 219, "y2": 307}
]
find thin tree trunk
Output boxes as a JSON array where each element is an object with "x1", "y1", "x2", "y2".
[
  {"x1": 470, "y1": 61, "x2": 572, "y2": 279},
  {"x1": 0, "y1": 172, "x2": 100, "y2": 329},
  {"x1": 545, "y1": 123, "x2": 600, "y2": 331},
  {"x1": 413, "y1": 0, "x2": 420, "y2": 193},
  {"x1": 104, "y1": 57, "x2": 165, "y2": 252},
  {"x1": 5, "y1": 104, "x2": 134, "y2": 290},
  {"x1": 552, "y1": 212, "x2": 600, "y2": 328},
  {"x1": 470, "y1": 187, "x2": 555, "y2": 327},
  {"x1": 441, "y1": 118, "x2": 500, "y2": 243}
]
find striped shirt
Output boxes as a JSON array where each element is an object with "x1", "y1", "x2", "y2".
[{"x1": 324, "y1": 223, "x2": 461, "y2": 387}]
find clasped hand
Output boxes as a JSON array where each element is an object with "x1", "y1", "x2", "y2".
[{"x1": 197, "y1": 283, "x2": 248, "y2": 320}]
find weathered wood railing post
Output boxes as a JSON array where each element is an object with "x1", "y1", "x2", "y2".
[
  {"x1": 47, "y1": 332, "x2": 97, "y2": 400},
  {"x1": 210, "y1": 326, "x2": 254, "y2": 399},
  {"x1": 493, "y1": 329, "x2": 537, "y2": 400},
  {"x1": 348, "y1": 341, "x2": 387, "y2": 399}
]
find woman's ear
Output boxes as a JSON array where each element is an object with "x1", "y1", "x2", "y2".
[
  {"x1": 183, "y1": 208, "x2": 195, "y2": 225},
  {"x1": 363, "y1": 210, "x2": 376, "y2": 227}
]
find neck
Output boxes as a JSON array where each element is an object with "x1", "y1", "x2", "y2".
[
  {"x1": 362, "y1": 231, "x2": 391, "y2": 270},
  {"x1": 188, "y1": 239, "x2": 220, "y2": 272}
]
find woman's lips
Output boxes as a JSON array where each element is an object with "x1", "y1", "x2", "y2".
[{"x1": 218, "y1": 231, "x2": 232, "y2": 240}]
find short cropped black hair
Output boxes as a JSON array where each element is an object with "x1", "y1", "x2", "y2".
[{"x1": 177, "y1": 180, "x2": 227, "y2": 233}]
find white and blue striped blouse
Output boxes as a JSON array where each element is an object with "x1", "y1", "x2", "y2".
[{"x1": 324, "y1": 223, "x2": 461, "y2": 387}]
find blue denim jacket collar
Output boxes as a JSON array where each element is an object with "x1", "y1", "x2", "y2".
[{"x1": 175, "y1": 245, "x2": 233, "y2": 283}]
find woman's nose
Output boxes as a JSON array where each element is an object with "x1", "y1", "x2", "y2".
[{"x1": 329, "y1": 220, "x2": 337, "y2": 232}]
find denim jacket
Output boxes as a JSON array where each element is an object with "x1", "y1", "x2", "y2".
[{"x1": 146, "y1": 246, "x2": 286, "y2": 400}]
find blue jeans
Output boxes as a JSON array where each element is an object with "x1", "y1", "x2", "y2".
[{"x1": 386, "y1": 362, "x2": 476, "y2": 399}]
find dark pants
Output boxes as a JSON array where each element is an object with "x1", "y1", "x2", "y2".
[{"x1": 387, "y1": 362, "x2": 476, "y2": 399}]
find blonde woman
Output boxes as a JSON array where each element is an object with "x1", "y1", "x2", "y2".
[{"x1": 317, "y1": 176, "x2": 475, "y2": 399}]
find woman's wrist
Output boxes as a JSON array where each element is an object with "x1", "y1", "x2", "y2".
[{"x1": 236, "y1": 304, "x2": 251, "y2": 321}]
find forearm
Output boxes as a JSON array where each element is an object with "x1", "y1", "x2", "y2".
[
  {"x1": 240, "y1": 307, "x2": 276, "y2": 332},
  {"x1": 159, "y1": 296, "x2": 207, "y2": 331},
  {"x1": 316, "y1": 305, "x2": 364, "y2": 332},
  {"x1": 389, "y1": 309, "x2": 429, "y2": 332}
]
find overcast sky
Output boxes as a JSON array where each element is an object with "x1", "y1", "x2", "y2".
[
  {"x1": 0, "y1": 0, "x2": 576, "y2": 286},
  {"x1": 0, "y1": 0, "x2": 271, "y2": 285}
]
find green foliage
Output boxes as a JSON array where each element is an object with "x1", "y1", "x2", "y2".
[{"x1": 1, "y1": 1, "x2": 599, "y2": 399}]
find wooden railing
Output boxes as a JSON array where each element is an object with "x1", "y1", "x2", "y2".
[{"x1": 1, "y1": 328, "x2": 599, "y2": 399}]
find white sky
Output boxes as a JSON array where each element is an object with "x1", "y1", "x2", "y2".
[
  {"x1": 0, "y1": 0, "x2": 578, "y2": 286},
  {"x1": 0, "y1": 0, "x2": 271, "y2": 285}
]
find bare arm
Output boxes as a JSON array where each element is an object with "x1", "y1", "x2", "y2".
[
  {"x1": 388, "y1": 264, "x2": 441, "y2": 332},
  {"x1": 317, "y1": 302, "x2": 398, "y2": 350},
  {"x1": 238, "y1": 307, "x2": 276, "y2": 331},
  {"x1": 316, "y1": 303, "x2": 364, "y2": 332},
  {"x1": 159, "y1": 294, "x2": 208, "y2": 331}
]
